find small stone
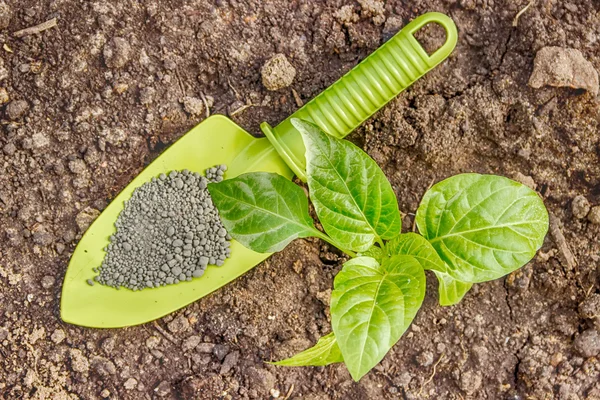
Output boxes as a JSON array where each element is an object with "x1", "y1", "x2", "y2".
[
  {"x1": 104, "y1": 37, "x2": 132, "y2": 69},
  {"x1": 573, "y1": 329, "x2": 600, "y2": 358},
  {"x1": 513, "y1": 172, "x2": 537, "y2": 190},
  {"x1": 5, "y1": 99, "x2": 29, "y2": 120},
  {"x1": 154, "y1": 380, "x2": 171, "y2": 397},
  {"x1": 68, "y1": 159, "x2": 87, "y2": 174},
  {"x1": 55, "y1": 243, "x2": 66, "y2": 254},
  {"x1": 69, "y1": 348, "x2": 90, "y2": 373},
  {"x1": 245, "y1": 367, "x2": 276, "y2": 395},
  {"x1": 139, "y1": 86, "x2": 156, "y2": 105},
  {"x1": 0, "y1": 1, "x2": 12, "y2": 30},
  {"x1": 124, "y1": 377, "x2": 138, "y2": 390},
  {"x1": 100, "y1": 389, "x2": 110, "y2": 398},
  {"x1": 220, "y1": 350, "x2": 240, "y2": 374},
  {"x1": 3, "y1": 142, "x2": 15, "y2": 155},
  {"x1": 182, "y1": 96, "x2": 204, "y2": 115},
  {"x1": 0, "y1": 87, "x2": 9, "y2": 104},
  {"x1": 31, "y1": 133, "x2": 49, "y2": 149},
  {"x1": 41, "y1": 275, "x2": 55, "y2": 289},
  {"x1": 572, "y1": 195, "x2": 591, "y2": 219},
  {"x1": 529, "y1": 46, "x2": 599, "y2": 96},
  {"x1": 33, "y1": 231, "x2": 54, "y2": 246},
  {"x1": 167, "y1": 315, "x2": 190, "y2": 333},
  {"x1": 212, "y1": 344, "x2": 229, "y2": 361},
  {"x1": 92, "y1": 356, "x2": 117, "y2": 376},
  {"x1": 76, "y1": 207, "x2": 100, "y2": 232},
  {"x1": 146, "y1": 335, "x2": 160, "y2": 349},
  {"x1": 196, "y1": 343, "x2": 216, "y2": 353},
  {"x1": 51, "y1": 329, "x2": 66, "y2": 344},
  {"x1": 459, "y1": 370, "x2": 482, "y2": 395},
  {"x1": 182, "y1": 335, "x2": 201, "y2": 352},
  {"x1": 588, "y1": 206, "x2": 600, "y2": 225},
  {"x1": 579, "y1": 294, "x2": 600, "y2": 320},
  {"x1": 416, "y1": 350, "x2": 434, "y2": 367},
  {"x1": 261, "y1": 53, "x2": 296, "y2": 91}
]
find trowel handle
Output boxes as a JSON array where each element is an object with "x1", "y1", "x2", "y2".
[{"x1": 261, "y1": 12, "x2": 457, "y2": 181}]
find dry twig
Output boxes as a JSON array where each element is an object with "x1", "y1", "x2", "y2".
[
  {"x1": 513, "y1": 0, "x2": 535, "y2": 27},
  {"x1": 548, "y1": 213, "x2": 577, "y2": 270},
  {"x1": 418, "y1": 352, "x2": 445, "y2": 396},
  {"x1": 13, "y1": 18, "x2": 57, "y2": 38}
]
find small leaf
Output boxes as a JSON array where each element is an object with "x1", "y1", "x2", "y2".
[
  {"x1": 272, "y1": 333, "x2": 343, "y2": 367},
  {"x1": 433, "y1": 271, "x2": 473, "y2": 306},
  {"x1": 361, "y1": 245, "x2": 384, "y2": 262},
  {"x1": 416, "y1": 174, "x2": 549, "y2": 283},
  {"x1": 384, "y1": 233, "x2": 446, "y2": 271},
  {"x1": 208, "y1": 172, "x2": 318, "y2": 253},
  {"x1": 384, "y1": 233, "x2": 473, "y2": 306},
  {"x1": 294, "y1": 118, "x2": 401, "y2": 252},
  {"x1": 331, "y1": 256, "x2": 425, "y2": 381}
]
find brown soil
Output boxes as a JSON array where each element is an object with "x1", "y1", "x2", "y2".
[{"x1": 1, "y1": 1, "x2": 600, "y2": 399}]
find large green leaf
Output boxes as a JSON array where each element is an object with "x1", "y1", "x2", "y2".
[
  {"x1": 208, "y1": 172, "x2": 319, "y2": 253},
  {"x1": 294, "y1": 119, "x2": 401, "y2": 252},
  {"x1": 272, "y1": 333, "x2": 343, "y2": 367},
  {"x1": 416, "y1": 174, "x2": 549, "y2": 283},
  {"x1": 331, "y1": 256, "x2": 425, "y2": 381}
]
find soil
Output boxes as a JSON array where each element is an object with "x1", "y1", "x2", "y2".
[{"x1": 1, "y1": 0, "x2": 599, "y2": 399}]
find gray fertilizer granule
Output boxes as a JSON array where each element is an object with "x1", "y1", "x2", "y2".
[{"x1": 94, "y1": 165, "x2": 231, "y2": 290}]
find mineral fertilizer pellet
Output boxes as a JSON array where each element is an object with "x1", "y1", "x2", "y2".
[{"x1": 94, "y1": 165, "x2": 231, "y2": 290}]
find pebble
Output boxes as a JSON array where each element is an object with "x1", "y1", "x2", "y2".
[
  {"x1": 145, "y1": 335, "x2": 160, "y2": 349},
  {"x1": 0, "y1": 87, "x2": 9, "y2": 104},
  {"x1": 588, "y1": 206, "x2": 600, "y2": 225},
  {"x1": 0, "y1": 1, "x2": 11, "y2": 30},
  {"x1": 154, "y1": 380, "x2": 171, "y2": 397},
  {"x1": 104, "y1": 37, "x2": 132, "y2": 69},
  {"x1": 182, "y1": 96, "x2": 204, "y2": 115},
  {"x1": 76, "y1": 207, "x2": 100, "y2": 232},
  {"x1": 573, "y1": 329, "x2": 600, "y2": 358},
  {"x1": 123, "y1": 377, "x2": 138, "y2": 390},
  {"x1": 182, "y1": 335, "x2": 201, "y2": 352},
  {"x1": 212, "y1": 344, "x2": 229, "y2": 361},
  {"x1": 68, "y1": 159, "x2": 87, "y2": 175},
  {"x1": 69, "y1": 348, "x2": 90, "y2": 373},
  {"x1": 529, "y1": 46, "x2": 599, "y2": 96},
  {"x1": 41, "y1": 275, "x2": 55, "y2": 289},
  {"x1": 196, "y1": 342, "x2": 216, "y2": 353},
  {"x1": 3, "y1": 142, "x2": 15, "y2": 155},
  {"x1": 5, "y1": 99, "x2": 29, "y2": 120},
  {"x1": 572, "y1": 195, "x2": 591, "y2": 219},
  {"x1": 167, "y1": 315, "x2": 190, "y2": 333},
  {"x1": 219, "y1": 351, "x2": 240, "y2": 374},
  {"x1": 100, "y1": 389, "x2": 111, "y2": 398},
  {"x1": 459, "y1": 370, "x2": 482, "y2": 395},
  {"x1": 51, "y1": 329, "x2": 66, "y2": 344},
  {"x1": 139, "y1": 86, "x2": 156, "y2": 105},
  {"x1": 416, "y1": 350, "x2": 434, "y2": 367},
  {"x1": 261, "y1": 53, "x2": 296, "y2": 91}
]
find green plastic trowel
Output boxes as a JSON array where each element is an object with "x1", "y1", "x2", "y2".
[{"x1": 61, "y1": 12, "x2": 458, "y2": 328}]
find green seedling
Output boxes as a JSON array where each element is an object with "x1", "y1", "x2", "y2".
[{"x1": 208, "y1": 119, "x2": 549, "y2": 381}]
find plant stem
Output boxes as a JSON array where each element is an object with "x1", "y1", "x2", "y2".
[{"x1": 312, "y1": 230, "x2": 357, "y2": 258}]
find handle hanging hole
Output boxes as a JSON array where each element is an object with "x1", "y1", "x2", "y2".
[{"x1": 413, "y1": 22, "x2": 448, "y2": 57}]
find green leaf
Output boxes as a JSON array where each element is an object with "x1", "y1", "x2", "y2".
[
  {"x1": 331, "y1": 256, "x2": 425, "y2": 381},
  {"x1": 293, "y1": 118, "x2": 401, "y2": 252},
  {"x1": 416, "y1": 173, "x2": 549, "y2": 283},
  {"x1": 208, "y1": 172, "x2": 319, "y2": 253},
  {"x1": 384, "y1": 233, "x2": 446, "y2": 271},
  {"x1": 433, "y1": 271, "x2": 473, "y2": 306},
  {"x1": 272, "y1": 333, "x2": 343, "y2": 367},
  {"x1": 384, "y1": 233, "x2": 473, "y2": 306},
  {"x1": 361, "y1": 245, "x2": 384, "y2": 262}
]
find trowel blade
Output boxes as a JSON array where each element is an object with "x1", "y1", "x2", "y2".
[{"x1": 61, "y1": 115, "x2": 292, "y2": 328}]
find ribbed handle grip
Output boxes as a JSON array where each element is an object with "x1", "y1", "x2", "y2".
[{"x1": 261, "y1": 12, "x2": 458, "y2": 181}]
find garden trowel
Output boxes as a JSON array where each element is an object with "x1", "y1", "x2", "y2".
[{"x1": 61, "y1": 12, "x2": 458, "y2": 328}]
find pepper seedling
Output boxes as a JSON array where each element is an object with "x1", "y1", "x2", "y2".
[{"x1": 208, "y1": 119, "x2": 549, "y2": 381}]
